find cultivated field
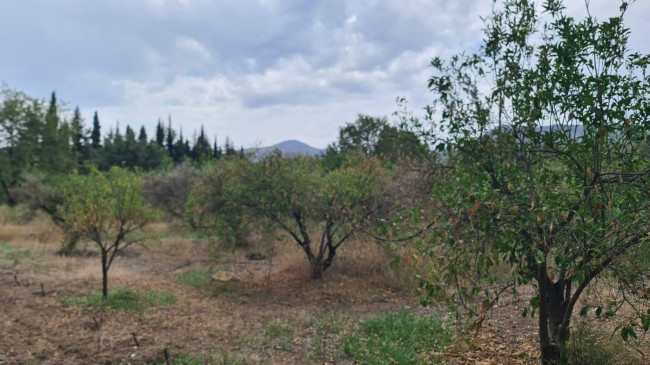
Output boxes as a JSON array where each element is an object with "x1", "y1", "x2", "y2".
[{"x1": 0, "y1": 211, "x2": 641, "y2": 364}]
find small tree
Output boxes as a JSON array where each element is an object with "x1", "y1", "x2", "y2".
[
  {"x1": 206, "y1": 152, "x2": 387, "y2": 278},
  {"x1": 63, "y1": 167, "x2": 157, "y2": 298},
  {"x1": 416, "y1": 0, "x2": 650, "y2": 363}
]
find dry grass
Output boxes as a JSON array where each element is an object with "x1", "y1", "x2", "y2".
[{"x1": 3, "y1": 216, "x2": 643, "y2": 364}]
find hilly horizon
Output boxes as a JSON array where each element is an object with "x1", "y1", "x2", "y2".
[{"x1": 245, "y1": 139, "x2": 324, "y2": 159}]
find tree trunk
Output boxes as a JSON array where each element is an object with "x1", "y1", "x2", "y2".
[
  {"x1": 538, "y1": 265, "x2": 570, "y2": 364},
  {"x1": 101, "y1": 251, "x2": 109, "y2": 299},
  {"x1": 306, "y1": 244, "x2": 337, "y2": 279}
]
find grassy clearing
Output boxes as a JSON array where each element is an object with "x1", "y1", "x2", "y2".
[
  {"x1": 343, "y1": 310, "x2": 451, "y2": 365},
  {"x1": 63, "y1": 288, "x2": 176, "y2": 311}
]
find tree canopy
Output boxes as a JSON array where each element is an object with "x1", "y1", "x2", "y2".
[{"x1": 415, "y1": 0, "x2": 650, "y2": 363}]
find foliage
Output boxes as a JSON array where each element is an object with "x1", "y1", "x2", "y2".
[
  {"x1": 186, "y1": 157, "x2": 253, "y2": 242},
  {"x1": 143, "y1": 163, "x2": 200, "y2": 220},
  {"x1": 63, "y1": 166, "x2": 158, "y2": 297},
  {"x1": 198, "y1": 152, "x2": 388, "y2": 278},
  {"x1": 63, "y1": 288, "x2": 176, "y2": 311},
  {"x1": 323, "y1": 114, "x2": 428, "y2": 169},
  {"x1": 0, "y1": 87, "x2": 48, "y2": 204},
  {"x1": 343, "y1": 310, "x2": 450, "y2": 365},
  {"x1": 414, "y1": 0, "x2": 650, "y2": 363}
]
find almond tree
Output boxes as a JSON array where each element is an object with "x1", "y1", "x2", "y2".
[
  {"x1": 63, "y1": 167, "x2": 157, "y2": 298},
  {"x1": 418, "y1": 0, "x2": 650, "y2": 363},
  {"x1": 201, "y1": 152, "x2": 387, "y2": 279}
]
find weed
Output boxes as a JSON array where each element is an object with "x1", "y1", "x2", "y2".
[
  {"x1": 306, "y1": 312, "x2": 346, "y2": 363},
  {"x1": 176, "y1": 268, "x2": 212, "y2": 289},
  {"x1": 63, "y1": 288, "x2": 176, "y2": 311},
  {"x1": 264, "y1": 321, "x2": 295, "y2": 350},
  {"x1": 0, "y1": 241, "x2": 32, "y2": 268},
  {"x1": 343, "y1": 310, "x2": 451, "y2": 365},
  {"x1": 567, "y1": 319, "x2": 641, "y2": 365}
]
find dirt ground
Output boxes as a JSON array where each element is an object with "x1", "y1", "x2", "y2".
[{"x1": 0, "y1": 216, "x2": 631, "y2": 364}]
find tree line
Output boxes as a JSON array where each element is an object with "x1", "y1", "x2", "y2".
[{"x1": 0, "y1": 88, "x2": 243, "y2": 205}]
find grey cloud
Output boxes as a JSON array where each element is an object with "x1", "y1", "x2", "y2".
[{"x1": 2, "y1": 0, "x2": 649, "y2": 148}]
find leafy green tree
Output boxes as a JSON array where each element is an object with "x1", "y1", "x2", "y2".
[
  {"x1": 416, "y1": 0, "x2": 650, "y2": 363},
  {"x1": 63, "y1": 167, "x2": 157, "y2": 298},
  {"x1": 0, "y1": 87, "x2": 45, "y2": 204},
  {"x1": 200, "y1": 153, "x2": 387, "y2": 278},
  {"x1": 324, "y1": 114, "x2": 428, "y2": 169}
]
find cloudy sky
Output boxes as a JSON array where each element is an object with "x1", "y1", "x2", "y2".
[{"x1": 1, "y1": 0, "x2": 648, "y2": 149}]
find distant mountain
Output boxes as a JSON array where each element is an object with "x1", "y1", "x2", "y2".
[{"x1": 245, "y1": 140, "x2": 324, "y2": 160}]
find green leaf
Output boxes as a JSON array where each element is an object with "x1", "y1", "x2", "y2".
[
  {"x1": 579, "y1": 306, "x2": 589, "y2": 317},
  {"x1": 536, "y1": 250, "x2": 545, "y2": 263}
]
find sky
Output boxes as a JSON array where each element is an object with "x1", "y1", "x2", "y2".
[{"x1": 1, "y1": 0, "x2": 648, "y2": 149}]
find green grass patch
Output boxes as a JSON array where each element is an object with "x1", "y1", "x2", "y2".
[
  {"x1": 264, "y1": 322, "x2": 295, "y2": 350},
  {"x1": 175, "y1": 268, "x2": 212, "y2": 289},
  {"x1": 63, "y1": 288, "x2": 176, "y2": 311},
  {"x1": 0, "y1": 242, "x2": 32, "y2": 268},
  {"x1": 175, "y1": 268, "x2": 243, "y2": 302},
  {"x1": 343, "y1": 310, "x2": 451, "y2": 365}
]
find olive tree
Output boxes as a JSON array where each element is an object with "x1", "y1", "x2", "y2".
[
  {"x1": 63, "y1": 167, "x2": 157, "y2": 298},
  {"x1": 416, "y1": 0, "x2": 650, "y2": 363}
]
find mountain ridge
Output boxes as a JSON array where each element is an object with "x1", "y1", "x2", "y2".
[{"x1": 244, "y1": 140, "x2": 324, "y2": 159}]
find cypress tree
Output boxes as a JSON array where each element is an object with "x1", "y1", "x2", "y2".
[
  {"x1": 155, "y1": 119, "x2": 165, "y2": 146},
  {"x1": 91, "y1": 111, "x2": 101, "y2": 149},
  {"x1": 70, "y1": 106, "x2": 86, "y2": 165},
  {"x1": 138, "y1": 126, "x2": 147, "y2": 143},
  {"x1": 166, "y1": 117, "x2": 176, "y2": 158}
]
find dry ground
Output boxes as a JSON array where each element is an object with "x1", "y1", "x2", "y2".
[{"x1": 0, "y1": 213, "x2": 643, "y2": 364}]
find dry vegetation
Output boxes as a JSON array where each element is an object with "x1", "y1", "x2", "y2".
[{"x1": 0, "y1": 209, "x2": 645, "y2": 364}]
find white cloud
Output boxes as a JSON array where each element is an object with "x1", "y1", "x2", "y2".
[{"x1": 2, "y1": 0, "x2": 649, "y2": 149}]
